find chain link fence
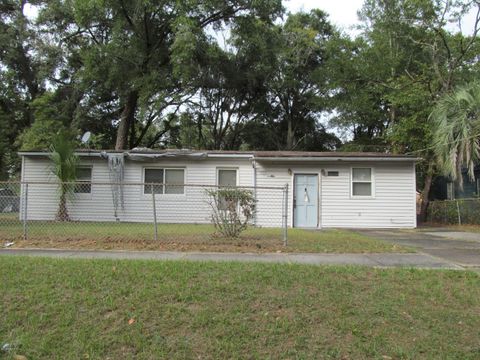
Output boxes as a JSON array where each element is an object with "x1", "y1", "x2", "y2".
[
  {"x1": 0, "y1": 181, "x2": 289, "y2": 250},
  {"x1": 427, "y1": 198, "x2": 480, "y2": 225}
]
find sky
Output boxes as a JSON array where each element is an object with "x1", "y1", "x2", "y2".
[
  {"x1": 284, "y1": 0, "x2": 364, "y2": 34},
  {"x1": 24, "y1": 1, "x2": 366, "y2": 32},
  {"x1": 283, "y1": 0, "x2": 479, "y2": 36},
  {"x1": 25, "y1": 0, "x2": 478, "y2": 36}
]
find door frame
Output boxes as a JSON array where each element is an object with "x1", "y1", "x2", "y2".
[{"x1": 292, "y1": 172, "x2": 321, "y2": 228}]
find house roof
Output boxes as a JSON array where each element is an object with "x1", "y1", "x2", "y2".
[{"x1": 18, "y1": 149, "x2": 420, "y2": 162}]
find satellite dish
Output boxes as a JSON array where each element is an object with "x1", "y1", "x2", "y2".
[{"x1": 81, "y1": 131, "x2": 92, "y2": 144}]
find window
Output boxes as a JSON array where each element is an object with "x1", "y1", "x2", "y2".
[
  {"x1": 144, "y1": 169, "x2": 164, "y2": 194},
  {"x1": 144, "y1": 168, "x2": 184, "y2": 194},
  {"x1": 351, "y1": 168, "x2": 373, "y2": 197},
  {"x1": 75, "y1": 167, "x2": 92, "y2": 193},
  {"x1": 217, "y1": 169, "x2": 237, "y2": 187},
  {"x1": 217, "y1": 169, "x2": 238, "y2": 210},
  {"x1": 165, "y1": 169, "x2": 184, "y2": 194}
]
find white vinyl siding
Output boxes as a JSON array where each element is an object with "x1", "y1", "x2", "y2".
[
  {"x1": 20, "y1": 156, "x2": 253, "y2": 224},
  {"x1": 20, "y1": 155, "x2": 416, "y2": 228},
  {"x1": 255, "y1": 161, "x2": 416, "y2": 228},
  {"x1": 321, "y1": 163, "x2": 415, "y2": 228}
]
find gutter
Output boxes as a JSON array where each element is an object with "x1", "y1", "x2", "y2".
[
  {"x1": 18, "y1": 151, "x2": 419, "y2": 162},
  {"x1": 253, "y1": 156, "x2": 421, "y2": 162},
  {"x1": 207, "y1": 154, "x2": 254, "y2": 159},
  {"x1": 18, "y1": 151, "x2": 254, "y2": 160},
  {"x1": 18, "y1": 151, "x2": 103, "y2": 158}
]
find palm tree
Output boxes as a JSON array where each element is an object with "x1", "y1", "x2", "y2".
[
  {"x1": 49, "y1": 133, "x2": 78, "y2": 221},
  {"x1": 430, "y1": 81, "x2": 480, "y2": 187}
]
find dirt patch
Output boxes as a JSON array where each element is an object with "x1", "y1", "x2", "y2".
[{"x1": 11, "y1": 237, "x2": 290, "y2": 253}]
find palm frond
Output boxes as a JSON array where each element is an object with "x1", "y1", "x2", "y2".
[
  {"x1": 430, "y1": 81, "x2": 480, "y2": 187},
  {"x1": 49, "y1": 134, "x2": 79, "y2": 183}
]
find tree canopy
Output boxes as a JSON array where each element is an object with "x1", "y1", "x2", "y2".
[{"x1": 1, "y1": 0, "x2": 480, "y2": 218}]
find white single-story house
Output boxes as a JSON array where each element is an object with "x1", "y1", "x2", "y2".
[{"x1": 19, "y1": 149, "x2": 418, "y2": 228}]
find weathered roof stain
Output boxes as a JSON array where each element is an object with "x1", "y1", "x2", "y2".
[{"x1": 19, "y1": 148, "x2": 417, "y2": 159}]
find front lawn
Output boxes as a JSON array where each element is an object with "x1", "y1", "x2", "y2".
[
  {"x1": 0, "y1": 257, "x2": 479, "y2": 359},
  {"x1": 0, "y1": 218, "x2": 410, "y2": 253}
]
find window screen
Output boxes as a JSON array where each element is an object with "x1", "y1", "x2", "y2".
[
  {"x1": 144, "y1": 169, "x2": 164, "y2": 194},
  {"x1": 217, "y1": 169, "x2": 237, "y2": 211},
  {"x1": 75, "y1": 167, "x2": 92, "y2": 193},
  {"x1": 218, "y1": 169, "x2": 237, "y2": 187},
  {"x1": 352, "y1": 168, "x2": 372, "y2": 196},
  {"x1": 165, "y1": 169, "x2": 184, "y2": 194}
]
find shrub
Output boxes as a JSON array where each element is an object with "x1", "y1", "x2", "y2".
[
  {"x1": 427, "y1": 199, "x2": 480, "y2": 225},
  {"x1": 205, "y1": 187, "x2": 256, "y2": 238}
]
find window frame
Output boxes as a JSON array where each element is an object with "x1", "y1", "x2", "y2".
[
  {"x1": 74, "y1": 166, "x2": 93, "y2": 195},
  {"x1": 216, "y1": 168, "x2": 239, "y2": 188},
  {"x1": 350, "y1": 167, "x2": 375, "y2": 199},
  {"x1": 143, "y1": 167, "x2": 186, "y2": 195}
]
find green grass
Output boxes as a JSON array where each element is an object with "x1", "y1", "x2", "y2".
[
  {"x1": 0, "y1": 257, "x2": 479, "y2": 359},
  {"x1": 0, "y1": 218, "x2": 409, "y2": 253}
]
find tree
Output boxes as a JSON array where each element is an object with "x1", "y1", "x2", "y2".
[
  {"x1": 49, "y1": 134, "x2": 79, "y2": 221},
  {"x1": 331, "y1": 0, "x2": 480, "y2": 220},
  {"x1": 18, "y1": 92, "x2": 79, "y2": 150},
  {"x1": 0, "y1": 1, "x2": 45, "y2": 178},
  {"x1": 264, "y1": 10, "x2": 335, "y2": 150},
  {"x1": 430, "y1": 81, "x2": 480, "y2": 185},
  {"x1": 38, "y1": 0, "x2": 283, "y2": 150}
]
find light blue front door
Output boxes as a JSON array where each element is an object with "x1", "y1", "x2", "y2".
[{"x1": 294, "y1": 174, "x2": 318, "y2": 228}]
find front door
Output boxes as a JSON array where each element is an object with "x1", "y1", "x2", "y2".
[{"x1": 293, "y1": 174, "x2": 318, "y2": 228}]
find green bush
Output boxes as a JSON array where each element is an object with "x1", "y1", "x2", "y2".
[
  {"x1": 205, "y1": 187, "x2": 256, "y2": 238},
  {"x1": 427, "y1": 199, "x2": 480, "y2": 225}
]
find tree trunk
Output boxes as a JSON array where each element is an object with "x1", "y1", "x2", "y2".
[
  {"x1": 56, "y1": 189, "x2": 70, "y2": 221},
  {"x1": 419, "y1": 163, "x2": 434, "y2": 223},
  {"x1": 115, "y1": 91, "x2": 139, "y2": 150},
  {"x1": 286, "y1": 119, "x2": 294, "y2": 150}
]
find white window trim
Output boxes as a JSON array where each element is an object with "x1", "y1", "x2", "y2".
[
  {"x1": 142, "y1": 167, "x2": 186, "y2": 196},
  {"x1": 350, "y1": 167, "x2": 375, "y2": 199},
  {"x1": 74, "y1": 166, "x2": 93, "y2": 197},
  {"x1": 216, "y1": 167, "x2": 239, "y2": 187}
]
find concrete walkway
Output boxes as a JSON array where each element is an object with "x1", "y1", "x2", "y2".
[
  {"x1": 0, "y1": 248, "x2": 463, "y2": 269},
  {"x1": 357, "y1": 228, "x2": 480, "y2": 268}
]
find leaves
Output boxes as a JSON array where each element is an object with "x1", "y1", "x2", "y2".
[
  {"x1": 205, "y1": 187, "x2": 256, "y2": 238},
  {"x1": 430, "y1": 81, "x2": 480, "y2": 184}
]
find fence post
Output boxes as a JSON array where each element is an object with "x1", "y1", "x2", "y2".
[
  {"x1": 152, "y1": 184, "x2": 158, "y2": 241},
  {"x1": 444, "y1": 201, "x2": 447, "y2": 224},
  {"x1": 23, "y1": 182, "x2": 28, "y2": 240},
  {"x1": 283, "y1": 183, "x2": 288, "y2": 246},
  {"x1": 456, "y1": 200, "x2": 461, "y2": 225}
]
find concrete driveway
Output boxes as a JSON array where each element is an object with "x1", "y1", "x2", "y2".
[{"x1": 358, "y1": 227, "x2": 480, "y2": 268}]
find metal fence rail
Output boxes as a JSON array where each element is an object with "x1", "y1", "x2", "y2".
[{"x1": 0, "y1": 181, "x2": 289, "y2": 248}]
